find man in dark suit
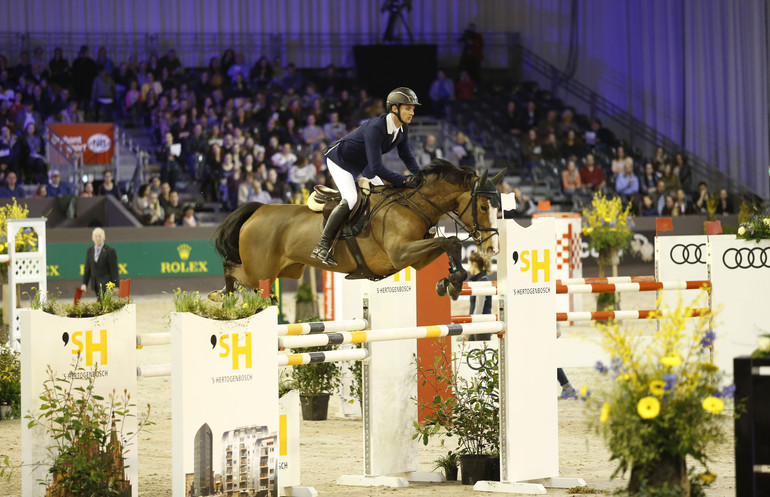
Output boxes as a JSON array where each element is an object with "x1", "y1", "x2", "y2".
[
  {"x1": 312, "y1": 86, "x2": 422, "y2": 266},
  {"x1": 80, "y1": 227, "x2": 119, "y2": 297}
]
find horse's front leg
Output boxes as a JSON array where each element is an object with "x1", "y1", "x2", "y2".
[{"x1": 385, "y1": 236, "x2": 467, "y2": 300}]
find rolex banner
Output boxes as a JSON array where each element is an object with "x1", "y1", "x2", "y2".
[{"x1": 45, "y1": 240, "x2": 223, "y2": 280}]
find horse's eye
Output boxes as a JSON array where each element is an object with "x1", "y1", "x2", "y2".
[{"x1": 480, "y1": 205, "x2": 488, "y2": 212}]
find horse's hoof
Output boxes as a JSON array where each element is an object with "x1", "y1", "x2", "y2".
[
  {"x1": 208, "y1": 290, "x2": 223, "y2": 302},
  {"x1": 436, "y1": 278, "x2": 448, "y2": 297},
  {"x1": 448, "y1": 284, "x2": 460, "y2": 301},
  {"x1": 449, "y1": 269, "x2": 467, "y2": 285}
]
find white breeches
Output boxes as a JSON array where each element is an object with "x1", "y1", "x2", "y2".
[{"x1": 326, "y1": 158, "x2": 383, "y2": 210}]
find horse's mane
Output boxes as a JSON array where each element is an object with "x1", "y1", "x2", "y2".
[{"x1": 418, "y1": 158, "x2": 476, "y2": 189}]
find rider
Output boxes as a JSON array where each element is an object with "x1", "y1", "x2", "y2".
[{"x1": 311, "y1": 86, "x2": 423, "y2": 266}]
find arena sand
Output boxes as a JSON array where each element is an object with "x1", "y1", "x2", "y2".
[{"x1": 0, "y1": 293, "x2": 736, "y2": 496}]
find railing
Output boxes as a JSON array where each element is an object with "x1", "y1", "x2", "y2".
[
  {"x1": 44, "y1": 125, "x2": 83, "y2": 187},
  {"x1": 518, "y1": 45, "x2": 759, "y2": 201},
  {"x1": 1, "y1": 31, "x2": 517, "y2": 69},
  {"x1": 114, "y1": 124, "x2": 151, "y2": 191}
]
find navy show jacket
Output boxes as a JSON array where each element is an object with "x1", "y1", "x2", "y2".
[{"x1": 325, "y1": 114, "x2": 420, "y2": 185}]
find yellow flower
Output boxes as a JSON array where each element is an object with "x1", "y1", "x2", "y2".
[
  {"x1": 700, "y1": 472, "x2": 717, "y2": 483},
  {"x1": 702, "y1": 396, "x2": 724, "y2": 414},
  {"x1": 242, "y1": 303, "x2": 248, "y2": 308},
  {"x1": 105, "y1": 281, "x2": 115, "y2": 290},
  {"x1": 617, "y1": 373, "x2": 632, "y2": 382},
  {"x1": 600, "y1": 402, "x2": 610, "y2": 423},
  {"x1": 700, "y1": 362, "x2": 719, "y2": 372},
  {"x1": 579, "y1": 384, "x2": 588, "y2": 398},
  {"x1": 649, "y1": 381, "x2": 666, "y2": 396},
  {"x1": 637, "y1": 396, "x2": 661, "y2": 419},
  {"x1": 660, "y1": 356, "x2": 681, "y2": 367}
]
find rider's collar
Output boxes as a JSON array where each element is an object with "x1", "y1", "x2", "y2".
[{"x1": 387, "y1": 113, "x2": 403, "y2": 135}]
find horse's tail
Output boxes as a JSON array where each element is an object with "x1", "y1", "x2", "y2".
[{"x1": 213, "y1": 202, "x2": 264, "y2": 265}]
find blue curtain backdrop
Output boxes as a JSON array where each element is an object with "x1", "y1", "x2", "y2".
[{"x1": 2, "y1": 0, "x2": 767, "y2": 197}]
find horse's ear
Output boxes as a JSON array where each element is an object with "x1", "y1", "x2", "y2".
[
  {"x1": 479, "y1": 169, "x2": 488, "y2": 185},
  {"x1": 491, "y1": 169, "x2": 506, "y2": 185}
]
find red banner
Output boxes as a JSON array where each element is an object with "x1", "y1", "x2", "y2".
[{"x1": 49, "y1": 123, "x2": 115, "y2": 165}]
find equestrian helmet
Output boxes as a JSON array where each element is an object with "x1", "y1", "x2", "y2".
[{"x1": 386, "y1": 87, "x2": 421, "y2": 110}]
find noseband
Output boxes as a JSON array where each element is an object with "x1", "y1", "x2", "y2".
[{"x1": 457, "y1": 176, "x2": 501, "y2": 245}]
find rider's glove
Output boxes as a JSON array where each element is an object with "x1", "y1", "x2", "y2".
[{"x1": 403, "y1": 174, "x2": 421, "y2": 189}]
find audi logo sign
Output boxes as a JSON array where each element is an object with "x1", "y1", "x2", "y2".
[
  {"x1": 669, "y1": 243, "x2": 706, "y2": 265},
  {"x1": 87, "y1": 133, "x2": 112, "y2": 154},
  {"x1": 722, "y1": 247, "x2": 770, "y2": 269}
]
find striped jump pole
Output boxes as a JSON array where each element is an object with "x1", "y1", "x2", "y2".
[
  {"x1": 136, "y1": 332, "x2": 171, "y2": 348},
  {"x1": 279, "y1": 348, "x2": 369, "y2": 367},
  {"x1": 556, "y1": 308, "x2": 711, "y2": 322},
  {"x1": 462, "y1": 281, "x2": 497, "y2": 288},
  {"x1": 556, "y1": 275, "x2": 656, "y2": 285},
  {"x1": 277, "y1": 318, "x2": 368, "y2": 336},
  {"x1": 278, "y1": 321, "x2": 505, "y2": 349},
  {"x1": 555, "y1": 280, "x2": 711, "y2": 295},
  {"x1": 450, "y1": 314, "x2": 499, "y2": 324}
]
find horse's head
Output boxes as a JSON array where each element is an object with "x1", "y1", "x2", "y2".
[{"x1": 457, "y1": 168, "x2": 505, "y2": 257}]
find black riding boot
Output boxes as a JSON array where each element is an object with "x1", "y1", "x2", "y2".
[{"x1": 311, "y1": 200, "x2": 350, "y2": 266}]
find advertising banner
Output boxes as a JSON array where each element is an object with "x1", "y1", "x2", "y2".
[
  {"x1": 49, "y1": 123, "x2": 114, "y2": 165},
  {"x1": 46, "y1": 240, "x2": 224, "y2": 280}
]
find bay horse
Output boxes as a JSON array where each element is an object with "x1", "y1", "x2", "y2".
[{"x1": 210, "y1": 159, "x2": 505, "y2": 300}]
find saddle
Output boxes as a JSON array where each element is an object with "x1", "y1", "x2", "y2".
[
  {"x1": 308, "y1": 183, "x2": 370, "y2": 239},
  {"x1": 307, "y1": 182, "x2": 386, "y2": 281}
]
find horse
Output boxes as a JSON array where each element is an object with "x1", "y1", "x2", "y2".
[{"x1": 210, "y1": 159, "x2": 505, "y2": 300}]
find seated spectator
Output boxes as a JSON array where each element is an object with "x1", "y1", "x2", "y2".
[
  {"x1": 693, "y1": 182, "x2": 709, "y2": 214},
  {"x1": 561, "y1": 159, "x2": 582, "y2": 196},
  {"x1": 98, "y1": 170, "x2": 121, "y2": 198},
  {"x1": 451, "y1": 131, "x2": 475, "y2": 167},
  {"x1": 59, "y1": 99, "x2": 83, "y2": 123},
  {"x1": 584, "y1": 118, "x2": 613, "y2": 153},
  {"x1": 610, "y1": 146, "x2": 633, "y2": 180},
  {"x1": 429, "y1": 70, "x2": 454, "y2": 118},
  {"x1": 157, "y1": 132, "x2": 180, "y2": 191},
  {"x1": 181, "y1": 204, "x2": 199, "y2": 227},
  {"x1": 661, "y1": 195, "x2": 676, "y2": 216},
  {"x1": 502, "y1": 100, "x2": 522, "y2": 136},
  {"x1": 15, "y1": 97, "x2": 43, "y2": 133},
  {"x1": 248, "y1": 179, "x2": 272, "y2": 204},
  {"x1": 158, "y1": 181, "x2": 171, "y2": 208},
  {"x1": 653, "y1": 146, "x2": 668, "y2": 171},
  {"x1": 131, "y1": 184, "x2": 151, "y2": 218},
  {"x1": 20, "y1": 123, "x2": 48, "y2": 184},
  {"x1": 521, "y1": 128, "x2": 541, "y2": 180},
  {"x1": 80, "y1": 182, "x2": 94, "y2": 197},
  {"x1": 673, "y1": 189, "x2": 690, "y2": 215},
  {"x1": 0, "y1": 171, "x2": 24, "y2": 198},
  {"x1": 651, "y1": 180, "x2": 667, "y2": 215},
  {"x1": 144, "y1": 192, "x2": 164, "y2": 225},
  {"x1": 322, "y1": 111, "x2": 347, "y2": 143},
  {"x1": 673, "y1": 152, "x2": 692, "y2": 192},
  {"x1": 560, "y1": 129, "x2": 585, "y2": 159},
  {"x1": 419, "y1": 134, "x2": 443, "y2": 166},
  {"x1": 148, "y1": 175, "x2": 162, "y2": 196},
  {"x1": 288, "y1": 156, "x2": 317, "y2": 193},
  {"x1": 35, "y1": 185, "x2": 47, "y2": 198},
  {"x1": 164, "y1": 191, "x2": 183, "y2": 220},
  {"x1": 640, "y1": 195, "x2": 657, "y2": 216},
  {"x1": 455, "y1": 71, "x2": 475, "y2": 100},
  {"x1": 47, "y1": 170, "x2": 71, "y2": 197},
  {"x1": 264, "y1": 167, "x2": 291, "y2": 203},
  {"x1": 715, "y1": 188, "x2": 732, "y2": 215},
  {"x1": 614, "y1": 162, "x2": 639, "y2": 199},
  {"x1": 639, "y1": 162, "x2": 660, "y2": 196},
  {"x1": 163, "y1": 212, "x2": 177, "y2": 227},
  {"x1": 540, "y1": 132, "x2": 561, "y2": 162},
  {"x1": 271, "y1": 143, "x2": 297, "y2": 180},
  {"x1": 300, "y1": 114, "x2": 326, "y2": 150},
  {"x1": 661, "y1": 163, "x2": 681, "y2": 193},
  {"x1": 579, "y1": 154, "x2": 606, "y2": 192}
]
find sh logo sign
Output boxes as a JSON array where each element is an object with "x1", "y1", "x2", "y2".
[
  {"x1": 211, "y1": 333, "x2": 252, "y2": 370},
  {"x1": 512, "y1": 249, "x2": 551, "y2": 283},
  {"x1": 63, "y1": 330, "x2": 108, "y2": 366}
]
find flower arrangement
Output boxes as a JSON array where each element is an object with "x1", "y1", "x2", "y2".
[
  {"x1": 32, "y1": 282, "x2": 129, "y2": 317},
  {"x1": 172, "y1": 287, "x2": 270, "y2": 320},
  {"x1": 582, "y1": 191, "x2": 634, "y2": 253},
  {"x1": 584, "y1": 292, "x2": 730, "y2": 495},
  {"x1": 0, "y1": 199, "x2": 37, "y2": 256},
  {"x1": 736, "y1": 210, "x2": 770, "y2": 242}
]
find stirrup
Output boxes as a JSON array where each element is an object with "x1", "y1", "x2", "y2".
[{"x1": 312, "y1": 244, "x2": 338, "y2": 266}]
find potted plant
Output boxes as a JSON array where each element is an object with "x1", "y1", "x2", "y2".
[
  {"x1": 26, "y1": 357, "x2": 151, "y2": 497},
  {"x1": 583, "y1": 292, "x2": 729, "y2": 496},
  {"x1": 294, "y1": 282, "x2": 318, "y2": 322},
  {"x1": 433, "y1": 448, "x2": 459, "y2": 481},
  {"x1": 290, "y1": 325, "x2": 341, "y2": 420},
  {"x1": 595, "y1": 291, "x2": 616, "y2": 312},
  {"x1": 582, "y1": 191, "x2": 634, "y2": 278},
  {"x1": 415, "y1": 345, "x2": 499, "y2": 485},
  {"x1": 0, "y1": 344, "x2": 20, "y2": 419}
]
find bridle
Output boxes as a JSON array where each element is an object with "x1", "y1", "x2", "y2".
[{"x1": 455, "y1": 172, "x2": 501, "y2": 245}]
